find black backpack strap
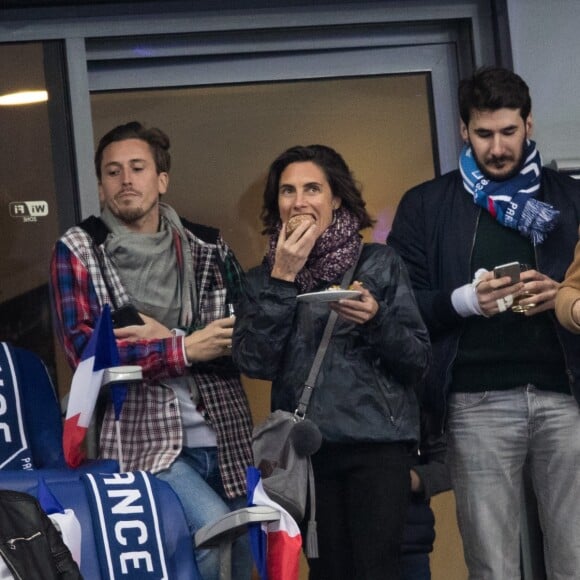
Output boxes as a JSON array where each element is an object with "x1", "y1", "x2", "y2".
[
  {"x1": 78, "y1": 215, "x2": 111, "y2": 246},
  {"x1": 179, "y1": 217, "x2": 220, "y2": 244},
  {"x1": 179, "y1": 217, "x2": 245, "y2": 309},
  {"x1": 77, "y1": 216, "x2": 120, "y2": 309}
]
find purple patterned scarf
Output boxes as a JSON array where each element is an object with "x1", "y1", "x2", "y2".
[{"x1": 265, "y1": 207, "x2": 362, "y2": 293}]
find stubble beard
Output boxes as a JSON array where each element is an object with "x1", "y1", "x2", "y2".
[
  {"x1": 114, "y1": 206, "x2": 147, "y2": 224},
  {"x1": 471, "y1": 138, "x2": 527, "y2": 183},
  {"x1": 111, "y1": 193, "x2": 159, "y2": 225}
]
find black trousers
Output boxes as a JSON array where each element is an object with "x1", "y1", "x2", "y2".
[{"x1": 304, "y1": 441, "x2": 412, "y2": 580}]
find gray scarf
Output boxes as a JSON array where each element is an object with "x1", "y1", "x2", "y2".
[{"x1": 101, "y1": 203, "x2": 197, "y2": 329}]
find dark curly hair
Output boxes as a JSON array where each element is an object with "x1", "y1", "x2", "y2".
[
  {"x1": 458, "y1": 66, "x2": 531, "y2": 126},
  {"x1": 94, "y1": 121, "x2": 171, "y2": 181},
  {"x1": 260, "y1": 144, "x2": 374, "y2": 234}
]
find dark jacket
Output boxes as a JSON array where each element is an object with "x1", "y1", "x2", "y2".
[
  {"x1": 0, "y1": 490, "x2": 82, "y2": 580},
  {"x1": 402, "y1": 411, "x2": 450, "y2": 556},
  {"x1": 233, "y1": 243, "x2": 431, "y2": 444},
  {"x1": 388, "y1": 168, "x2": 580, "y2": 426}
]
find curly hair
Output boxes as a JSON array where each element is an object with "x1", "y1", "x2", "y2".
[
  {"x1": 94, "y1": 121, "x2": 171, "y2": 181},
  {"x1": 260, "y1": 144, "x2": 374, "y2": 234}
]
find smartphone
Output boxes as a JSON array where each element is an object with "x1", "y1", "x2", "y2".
[
  {"x1": 493, "y1": 261, "x2": 521, "y2": 285},
  {"x1": 111, "y1": 304, "x2": 145, "y2": 328}
]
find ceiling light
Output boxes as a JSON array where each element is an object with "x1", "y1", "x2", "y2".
[{"x1": 0, "y1": 90, "x2": 48, "y2": 106}]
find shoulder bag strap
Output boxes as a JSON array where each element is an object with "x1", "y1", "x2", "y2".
[{"x1": 294, "y1": 243, "x2": 363, "y2": 419}]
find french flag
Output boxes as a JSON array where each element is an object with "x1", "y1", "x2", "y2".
[
  {"x1": 63, "y1": 305, "x2": 119, "y2": 467},
  {"x1": 247, "y1": 466, "x2": 302, "y2": 580},
  {"x1": 38, "y1": 477, "x2": 82, "y2": 566}
]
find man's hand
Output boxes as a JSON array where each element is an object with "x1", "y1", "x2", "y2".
[
  {"x1": 519, "y1": 269, "x2": 560, "y2": 316},
  {"x1": 270, "y1": 221, "x2": 319, "y2": 282},
  {"x1": 184, "y1": 316, "x2": 235, "y2": 363},
  {"x1": 114, "y1": 312, "x2": 172, "y2": 340},
  {"x1": 329, "y1": 281, "x2": 379, "y2": 324},
  {"x1": 474, "y1": 269, "x2": 559, "y2": 316},
  {"x1": 474, "y1": 270, "x2": 524, "y2": 316}
]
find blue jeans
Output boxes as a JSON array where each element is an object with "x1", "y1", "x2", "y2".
[
  {"x1": 447, "y1": 387, "x2": 580, "y2": 580},
  {"x1": 156, "y1": 446, "x2": 252, "y2": 580}
]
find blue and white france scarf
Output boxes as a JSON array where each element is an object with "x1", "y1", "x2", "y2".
[
  {"x1": 83, "y1": 471, "x2": 169, "y2": 579},
  {"x1": 460, "y1": 139, "x2": 559, "y2": 244},
  {"x1": 0, "y1": 342, "x2": 33, "y2": 470}
]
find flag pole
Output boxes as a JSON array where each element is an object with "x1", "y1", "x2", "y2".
[{"x1": 115, "y1": 419, "x2": 125, "y2": 472}]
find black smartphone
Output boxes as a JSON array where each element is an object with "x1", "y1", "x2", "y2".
[
  {"x1": 493, "y1": 261, "x2": 521, "y2": 285},
  {"x1": 111, "y1": 304, "x2": 145, "y2": 328}
]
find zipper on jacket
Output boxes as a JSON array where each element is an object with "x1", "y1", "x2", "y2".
[
  {"x1": 0, "y1": 544, "x2": 24, "y2": 580},
  {"x1": 441, "y1": 209, "x2": 482, "y2": 432},
  {"x1": 6, "y1": 531, "x2": 41, "y2": 549}
]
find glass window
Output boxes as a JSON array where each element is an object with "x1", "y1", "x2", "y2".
[
  {"x1": 0, "y1": 41, "x2": 74, "y2": 395},
  {"x1": 91, "y1": 73, "x2": 436, "y2": 424},
  {"x1": 91, "y1": 74, "x2": 436, "y2": 271}
]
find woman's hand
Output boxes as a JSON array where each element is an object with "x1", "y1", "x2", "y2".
[
  {"x1": 329, "y1": 281, "x2": 379, "y2": 324},
  {"x1": 270, "y1": 221, "x2": 319, "y2": 282}
]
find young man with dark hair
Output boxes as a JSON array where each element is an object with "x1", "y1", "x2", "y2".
[
  {"x1": 388, "y1": 67, "x2": 580, "y2": 578},
  {"x1": 50, "y1": 121, "x2": 254, "y2": 580}
]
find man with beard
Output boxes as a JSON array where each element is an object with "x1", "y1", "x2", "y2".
[
  {"x1": 388, "y1": 67, "x2": 580, "y2": 578},
  {"x1": 50, "y1": 122, "x2": 253, "y2": 580}
]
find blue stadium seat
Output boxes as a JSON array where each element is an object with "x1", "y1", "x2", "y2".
[
  {"x1": 0, "y1": 341, "x2": 118, "y2": 472},
  {"x1": 0, "y1": 469, "x2": 201, "y2": 579},
  {"x1": 0, "y1": 342, "x2": 279, "y2": 579},
  {"x1": 0, "y1": 341, "x2": 67, "y2": 469}
]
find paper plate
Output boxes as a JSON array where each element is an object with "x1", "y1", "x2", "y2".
[{"x1": 296, "y1": 290, "x2": 362, "y2": 303}]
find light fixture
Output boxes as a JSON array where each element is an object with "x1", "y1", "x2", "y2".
[{"x1": 0, "y1": 90, "x2": 48, "y2": 106}]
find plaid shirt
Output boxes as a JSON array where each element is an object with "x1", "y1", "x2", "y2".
[{"x1": 50, "y1": 216, "x2": 253, "y2": 498}]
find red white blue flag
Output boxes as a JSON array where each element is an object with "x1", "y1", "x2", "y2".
[
  {"x1": 63, "y1": 305, "x2": 119, "y2": 467},
  {"x1": 247, "y1": 466, "x2": 302, "y2": 580}
]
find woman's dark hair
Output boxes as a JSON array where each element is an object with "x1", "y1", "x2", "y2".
[
  {"x1": 458, "y1": 66, "x2": 531, "y2": 125},
  {"x1": 260, "y1": 144, "x2": 374, "y2": 234},
  {"x1": 94, "y1": 121, "x2": 171, "y2": 181}
]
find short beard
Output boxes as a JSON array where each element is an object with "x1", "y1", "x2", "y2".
[
  {"x1": 114, "y1": 207, "x2": 146, "y2": 224},
  {"x1": 472, "y1": 145, "x2": 525, "y2": 183},
  {"x1": 480, "y1": 160, "x2": 523, "y2": 182},
  {"x1": 112, "y1": 194, "x2": 159, "y2": 225}
]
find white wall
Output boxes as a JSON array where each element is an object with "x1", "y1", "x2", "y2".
[{"x1": 507, "y1": 0, "x2": 580, "y2": 165}]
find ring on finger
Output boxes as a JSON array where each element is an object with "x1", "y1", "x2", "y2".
[
  {"x1": 503, "y1": 294, "x2": 514, "y2": 308},
  {"x1": 496, "y1": 297, "x2": 507, "y2": 313}
]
